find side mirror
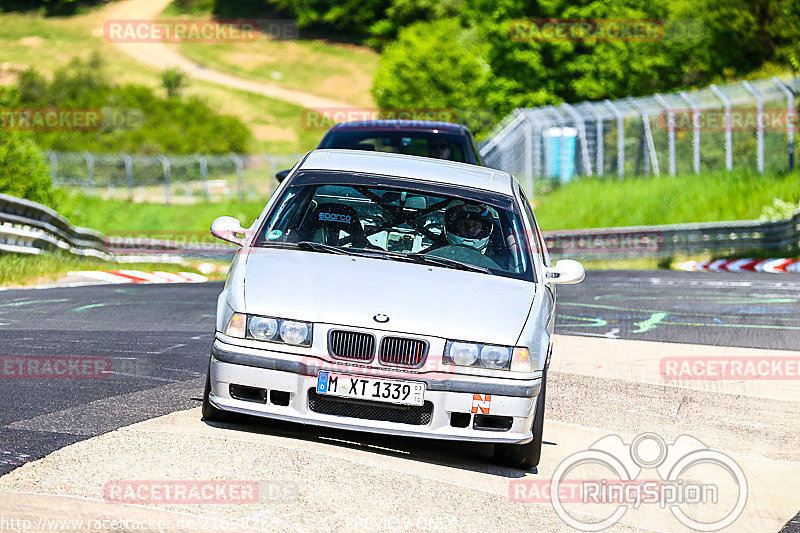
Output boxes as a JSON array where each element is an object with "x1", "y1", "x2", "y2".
[
  {"x1": 545, "y1": 259, "x2": 585, "y2": 285},
  {"x1": 275, "y1": 169, "x2": 290, "y2": 183},
  {"x1": 210, "y1": 216, "x2": 246, "y2": 246}
]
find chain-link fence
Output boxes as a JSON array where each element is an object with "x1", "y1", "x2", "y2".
[
  {"x1": 480, "y1": 76, "x2": 800, "y2": 195},
  {"x1": 46, "y1": 151, "x2": 303, "y2": 204}
]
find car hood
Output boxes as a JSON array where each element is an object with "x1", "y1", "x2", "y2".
[{"x1": 243, "y1": 248, "x2": 535, "y2": 345}]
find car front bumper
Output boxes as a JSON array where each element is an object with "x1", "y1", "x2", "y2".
[{"x1": 208, "y1": 339, "x2": 541, "y2": 444}]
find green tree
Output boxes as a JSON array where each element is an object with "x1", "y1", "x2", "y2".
[
  {"x1": 372, "y1": 18, "x2": 493, "y2": 132},
  {"x1": 0, "y1": 130, "x2": 55, "y2": 205}
]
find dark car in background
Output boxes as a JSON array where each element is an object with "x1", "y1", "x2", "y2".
[{"x1": 276, "y1": 120, "x2": 482, "y2": 181}]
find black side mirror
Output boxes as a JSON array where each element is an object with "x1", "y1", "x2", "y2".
[{"x1": 275, "y1": 169, "x2": 290, "y2": 183}]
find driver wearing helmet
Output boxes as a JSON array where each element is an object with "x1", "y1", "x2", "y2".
[{"x1": 443, "y1": 203, "x2": 494, "y2": 251}]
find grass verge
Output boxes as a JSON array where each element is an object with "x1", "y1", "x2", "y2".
[
  {"x1": 533, "y1": 168, "x2": 800, "y2": 230},
  {"x1": 0, "y1": 253, "x2": 221, "y2": 287},
  {"x1": 56, "y1": 193, "x2": 266, "y2": 236}
]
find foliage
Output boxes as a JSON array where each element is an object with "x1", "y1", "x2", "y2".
[
  {"x1": 161, "y1": 68, "x2": 187, "y2": 98},
  {"x1": 0, "y1": 129, "x2": 56, "y2": 204},
  {"x1": 372, "y1": 19, "x2": 496, "y2": 132},
  {"x1": 372, "y1": 0, "x2": 800, "y2": 130},
  {"x1": 6, "y1": 55, "x2": 252, "y2": 154},
  {"x1": 759, "y1": 198, "x2": 800, "y2": 221}
]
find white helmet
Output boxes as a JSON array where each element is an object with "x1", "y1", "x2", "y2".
[{"x1": 444, "y1": 203, "x2": 494, "y2": 249}]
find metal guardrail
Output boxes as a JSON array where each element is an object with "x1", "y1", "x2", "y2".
[
  {"x1": 0, "y1": 193, "x2": 109, "y2": 259},
  {"x1": 543, "y1": 210, "x2": 800, "y2": 260},
  {"x1": 0, "y1": 193, "x2": 237, "y2": 260},
  {"x1": 107, "y1": 237, "x2": 237, "y2": 260},
  {"x1": 2, "y1": 192, "x2": 798, "y2": 263}
]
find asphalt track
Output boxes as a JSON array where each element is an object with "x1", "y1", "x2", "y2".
[
  {"x1": 0, "y1": 270, "x2": 798, "y2": 531},
  {"x1": 556, "y1": 270, "x2": 800, "y2": 351}
]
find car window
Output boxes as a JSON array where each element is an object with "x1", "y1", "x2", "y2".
[
  {"x1": 255, "y1": 177, "x2": 533, "y2": 281},
  {"x1": 320, "y1": 131, "x2": 468, "y2": 163}
]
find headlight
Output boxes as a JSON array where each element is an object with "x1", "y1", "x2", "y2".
[
  {"x1": 248, "y1": 316, "x2": 278, "y2": 341},
  {"x1": 444, "y1": 341, "x2": 530, "y2": 372},
  {"x1": 224, "y1": 314, "x2": 313, "y2": 347},
  {"x1": 279, "y1": 320, "x2": 312, "y2": 346},
  {"x1": 447, "y1": 342, "x2": 479, "y2": 366},
  {"x1": 480, "y1": 345, "x2": 511, "y2": 369}
]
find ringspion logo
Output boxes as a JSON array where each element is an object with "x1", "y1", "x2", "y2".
[{"x1": 511, "y1": 432, "x2": 747, "y2": 531}]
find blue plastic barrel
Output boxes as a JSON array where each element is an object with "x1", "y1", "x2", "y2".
[{"x1": 544, "y1": 127, "x2": 577, "y2": 182}]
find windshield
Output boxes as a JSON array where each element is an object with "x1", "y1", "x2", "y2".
[
  {"x1": 319, "y1": 130, "x2": 468, "y2": 163},
  {"x1": 254, "y1": 172, "x2": 533, "y2": 280}
]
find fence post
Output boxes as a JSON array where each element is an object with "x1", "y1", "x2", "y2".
[
  {"x1": 653, "y1": 94, "x2": 676, "y2": 176},
  {"x1": 513, "y1": 109, "x2": 534, "y2": 186},
  {"x1": 121, "y1": 153, "x2": 133, "y2": 200},
  {"x1": 82, "y1": 151, "x2": 95, "y2": 189},
  {"x1": 158, "y1": 155, "x2": 171, "y2": 204},
  {"x1": 537, "y1": 110, "x2": 554, "y2": 184},
  {"x1": 561, "y1": 103, "x2": 593, "y2": 176},
  {"x1": 197, "y1": 155, "x2": 209, "y2": 200},
  {"x1": 603, "y1": 99, "x2": 624, "y2": 179},
  {"x1": 773, "y1": 77, "x2": 796, "y2": 172},
  {"x1": 742, "y1": 81, "x2": 765, "y2": 174},
  {"x1": 46, "y1": 150, "x2": 58, "y2": 185},
  {"x1": 678, "y1": 91, "x2": 701, "y2": 174},
  {"x1": 265, "y1": 153, "x2": 276, "y2": 190},
  {"x1": 709, "y1": 84, "x2": 733, "y2": 172},
  {"x1": 628, "y1": 97, "x2": 659, "y2": 177},
  {"x1": 231, "y1": 153, "x2": 244, "y2": 201},
  {"x1": 587, "y1": 103, "x2": 605, "y2": 177}
]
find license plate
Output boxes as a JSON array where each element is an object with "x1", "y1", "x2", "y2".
[{"x1": 316, "y1": 371, "x2": 425, "y2": 406}]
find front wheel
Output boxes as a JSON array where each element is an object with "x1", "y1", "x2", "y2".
[
  {"x1": 202, "y1": 369, "x2": 229, "y2": 422},
  {"x1": 493, "y1": 370, "x2": 547, "y2": 469}
]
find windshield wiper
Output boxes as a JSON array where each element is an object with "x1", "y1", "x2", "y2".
[
  {"x1": 408, "y1": 253, "x2": 491, "y2": 274},
  {"x1": 364, "y1": 249, "x2": 490, "y2": 274},
  {"x1": 297, "y1": 242, "x2": 490, "y2": 274},
  {"x1": 297, "y1": 241, "x2": 363, "y2": 256}
]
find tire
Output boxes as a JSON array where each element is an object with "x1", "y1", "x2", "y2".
[
  {"x1": 202, "y1": 368, "x2": 229, "y2": 422},
  {"x1": 493, "y1": 370, "x2": 547, "y2": 469}
]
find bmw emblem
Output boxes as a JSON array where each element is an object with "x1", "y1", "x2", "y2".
[{"x1": 373, "y1": 313, "x2": 390, "y2": 323}]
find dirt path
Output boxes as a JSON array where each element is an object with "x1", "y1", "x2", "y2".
[{"x1": 96, "y1": 0, "x2": 350, "y2": 109}]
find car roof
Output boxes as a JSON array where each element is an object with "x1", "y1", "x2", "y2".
[
  {"x1": 328, "y1": 120, "x2": 468, "y2": 134},
  {"x1": 297, "y1": 149, "x2": 515, "y2": 196}
]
